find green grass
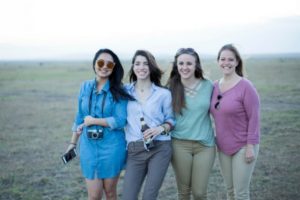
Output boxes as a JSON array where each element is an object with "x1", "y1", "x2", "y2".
[{"x1": 0, "y1": 56, "x2": 299, "y2": 199}]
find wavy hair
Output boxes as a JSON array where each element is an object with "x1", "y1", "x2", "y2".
[
  {"x1": 166, "y1": 48, "x2": 205, "y2": 114},
  {"x1": 128, "y1": 50, "x2": 163, "y2": 87}
]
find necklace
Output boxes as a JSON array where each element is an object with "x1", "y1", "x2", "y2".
[
  {"x1": 135, "y1": 86, "x2": 149, "y2": 104},
  {"x1": 135, "y1": 87, "x2": 145, "y2": 93},
  {"x1": 135, "y1": 83, "x2": 151, "y2": 93}
]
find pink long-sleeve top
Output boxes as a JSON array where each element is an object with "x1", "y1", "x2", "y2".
[{"x1": 210, "y1": 78, "x2": 260, "y2": 155}]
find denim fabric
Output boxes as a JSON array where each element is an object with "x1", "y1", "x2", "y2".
[{"x1": 72, "y1": 79, "x2": 128, "y2": 179}]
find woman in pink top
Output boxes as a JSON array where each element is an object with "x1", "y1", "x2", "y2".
[{"x1": 210, "y1": 44, "x2": 260, "y2": 200}]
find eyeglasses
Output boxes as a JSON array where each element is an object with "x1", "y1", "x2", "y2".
[
  {"x1": 214, "y1": 94, "x2": 222, "y2": 110},
  {"x1": 176, "y1": 48, "x2": 196, "y2": 55},
  {"x1": 97, "y1": 59, "x2": 115, "y2": 70}
]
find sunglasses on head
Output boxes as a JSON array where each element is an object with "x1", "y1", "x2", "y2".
[
  {"x1": 176, "y1": 48, "x2": 196, "y2": 55},
  {"x1": 97, "y1": 59, "x2": 115, "y2": 70},
  {"x1": 214, "y1": 94, "x2": 222, "y2": 110}
]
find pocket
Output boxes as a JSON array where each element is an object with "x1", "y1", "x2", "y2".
[
  {"x1": 127, "y1": 142, "x2": 144, "y2": 155},
  {"x1": 158, "y1": 141, "x2": 172, "y2": 155}
]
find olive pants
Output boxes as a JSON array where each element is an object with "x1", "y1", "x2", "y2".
[{"x1": 171, "y1": 138, "x2": 216, "y2": 200}]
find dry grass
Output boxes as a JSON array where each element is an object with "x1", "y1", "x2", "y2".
[{"x1": 0, "y1": 56, "x2": 299, "y2": 200}]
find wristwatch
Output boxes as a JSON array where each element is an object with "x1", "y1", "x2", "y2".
[{"x1": 160, "y1": 124, "x2": 169, "y2": 136}]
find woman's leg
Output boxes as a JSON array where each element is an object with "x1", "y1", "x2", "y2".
[
  {"x1": 122, "y1": 142, "x2": 148, "y2": 200},
  {"x1": 171, "y1": 139, "x2": 193, "y2": 200},
  {"x1": 142, "y1": 141, "x2": 172, "y2": 200},
  {"x1": 86, "y1": 179, "x2": 104, "y2": 200},
  {"x1": 218, "y1": 151, "x2": 235, "y2": 200},
  {"x1": 232, "y1": 145, "x2": 259, "y2": 200},
  {"x1": 191, "y1": 145, "x2": 216, "y2": 200},
  {"x1": 103, "y1": 176, "x2": 119, "y2": 200}
]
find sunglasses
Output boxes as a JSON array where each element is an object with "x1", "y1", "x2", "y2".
[
  {"x1": 214, "y1": 94, "x2": 223, "y2": 110},
  {"x1": 97, "y1": 59, "x2": 115, "y2": 70}
]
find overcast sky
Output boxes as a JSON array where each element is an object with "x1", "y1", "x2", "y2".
[{"x1": 0, "y1": 0, "x2": 300, "y2": 60}]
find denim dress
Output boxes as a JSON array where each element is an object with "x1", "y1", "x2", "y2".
[{"x1": 72, "y1": 79, "x2": 128, "y2": 179}]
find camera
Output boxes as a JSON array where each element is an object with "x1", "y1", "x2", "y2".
[
  {"x1": 61, "y1": 148, "x2": 77, "y2": 164},
  {"x1": 87, "y1": 129, "x2": 103, "y2": 139}
]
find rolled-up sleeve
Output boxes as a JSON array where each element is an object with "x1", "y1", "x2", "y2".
[
  {"x1": 71, "y1": 82, "x2": 85, "y2": 132},
  {"x1": 105, "y1": 99, "x2": 128, "y2": 130}
]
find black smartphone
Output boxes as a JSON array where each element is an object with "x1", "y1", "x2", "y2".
[{"x1": 61, "y1": 148, "x2": 77, "y2": 164}]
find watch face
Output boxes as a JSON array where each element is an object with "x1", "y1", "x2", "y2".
[
  {"x1": 161, "y1": 131, "x2": 167, "y2": 135},
  {"x1": 160, "y1": 124, "x2": 169, "y2": 136}
]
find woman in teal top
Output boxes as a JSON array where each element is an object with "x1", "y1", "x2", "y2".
[
  {"x1": 167, "y1": 48, "x2": 216, "y2": 200},
  {"x1": 172, "y1": 79, "x2": 215, "y2": 146}
]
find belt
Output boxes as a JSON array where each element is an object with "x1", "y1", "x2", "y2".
[
  {"x1": 128, "y1": 140, "x2": 145, "y2": 148},
  {"x1": 128, "y1": 140, "x2": 170, "y2": 151}
]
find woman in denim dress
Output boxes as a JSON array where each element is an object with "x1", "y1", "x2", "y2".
[{"x1": 65, "y1": 48, "x2": 134, "y2": 200}]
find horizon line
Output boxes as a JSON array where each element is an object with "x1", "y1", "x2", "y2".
[{"x1": 1, "y1": 52, "x2": 300, "y2": 62}]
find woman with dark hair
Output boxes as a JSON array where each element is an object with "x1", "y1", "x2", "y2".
[
  {"x1": 122, "y1": 50, "x2": 175, "y2": 200},
  {"x1": 167, "y1": 48, "x2": 215, "y2": 200},
  {"x1": 65, "y1": 48, "x2": 133, "y2": 200},
  {"x1": 210, "y1": 44, "x2": 260, "y2": 200}
]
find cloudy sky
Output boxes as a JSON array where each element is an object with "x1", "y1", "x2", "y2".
[{"x1": 0, "y1": 0, "x2": 300, "y2": 60}]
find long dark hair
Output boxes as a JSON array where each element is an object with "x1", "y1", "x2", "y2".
[
  {"x1": 217, "y1": 44, "x2": 244, "y2": 77},
  {"x1": 128, "y1": 50, "x2": 163, "y2": 87},
  {"x1": 167, "y1": 48, "x2": 205, "y2": 114},
  {"x1": 92, "y1": 48, "x2": 134, "y2": 101}
]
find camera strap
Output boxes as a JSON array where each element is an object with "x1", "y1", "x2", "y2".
[{"x1": 89, "y1": 88, "x2": 107, "y2": 118}]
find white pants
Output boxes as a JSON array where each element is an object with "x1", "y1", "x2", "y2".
[{"x1": 218, "y1": 145, "x2": 259, "y2": 200}]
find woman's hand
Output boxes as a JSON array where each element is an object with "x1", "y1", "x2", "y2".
[
  {"x1": 75, "y1": 124, "x2": 84, "y2": 136},
  {"x1": 65, "y1": 143, "x2": 76, "y2": 153},
  {"x1": 143, "y1": 126, "x2": 164, "y2": 140},
  {"x1": 84, "y1": 115, "x2": 95, "y2": 126},
  {"x1": 245, "y1": 144, "x2": 255, "y2": 163}
]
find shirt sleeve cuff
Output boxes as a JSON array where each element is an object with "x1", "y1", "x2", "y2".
[
  {"x1": 105, "y1": 117, "x2": 117, "y2": 130},
  {"x1": 247, "y1": 133, "x2": 259, "y2": 144},
  {"x1": 165, "y1": 120, "x2": 176, "y2": 130}
]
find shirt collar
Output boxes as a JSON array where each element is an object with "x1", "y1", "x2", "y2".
[
  {"x1": 128, "y1": 82, "x2": 158, "y2": 94},
  {"x1": 92, "y1": 78, "x2": 110, "y2": 94}
]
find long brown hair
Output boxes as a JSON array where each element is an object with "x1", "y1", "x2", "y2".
[
  {"x1": 128, "y1": 50, "x2": 163, "y2": 87},
  {"x1": 217, "y1": 44, "x2": 244, "y2": 77},
  {"x1": 166, "y1": 48, "x2": 204, "y2": 115}
]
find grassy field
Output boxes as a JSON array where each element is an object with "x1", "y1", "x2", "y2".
[{"x1": 0, "y1": 56, "x2": 299, "y2": 200}]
